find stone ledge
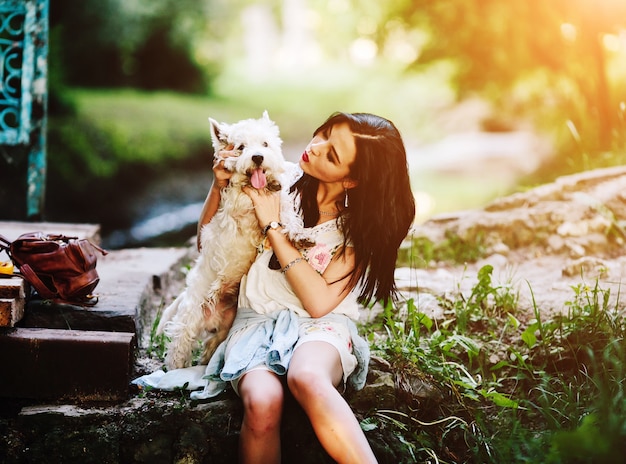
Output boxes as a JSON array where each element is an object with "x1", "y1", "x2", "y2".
[
  {"x1": 0, "y1": 328, "x2": 135, "y2": 401},
  {"x1": 0, "y1": 277, "x2": 27, "y2": 327},
  {"x1": 0, "y1": 221, "x2": 101, "y2": 244},
  {"x1": 0, "y1": 277, "x2": 26, "y2": 299},
  {"x1": 0, "y1": 299, "x2": 23, "y2": 327}
]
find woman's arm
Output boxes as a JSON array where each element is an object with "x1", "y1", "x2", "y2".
[
  {"x1": 197, "y1": 147, "x2": 237, "y2": 251},
  {"x1": 197, "y1": 181, "x2": 222, "y2": 250},
  {"x1": 271, "y1": 229, "x2": 356, "y2": 317},
  {"x1": 245, "y1": 187, "x2": 355, "y2": 317}
]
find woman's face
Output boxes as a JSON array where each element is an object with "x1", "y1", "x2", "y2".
[{"x1": 300, "y1": 122, "x2": 356, "y2": 184}]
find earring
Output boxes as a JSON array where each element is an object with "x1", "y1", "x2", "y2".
[{"x1": 344, "y1": 189, "x2": 349, "y2": 208}]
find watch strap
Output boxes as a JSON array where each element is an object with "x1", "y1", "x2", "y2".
[{"x1": 262, "y1": 221, "x2": 283, "y2": 235}]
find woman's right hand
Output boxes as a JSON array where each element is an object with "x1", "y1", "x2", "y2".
[{"x1": 212, "y1": 145, "x2": 237, "y2": 189}]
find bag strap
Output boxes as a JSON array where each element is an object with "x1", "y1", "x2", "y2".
[
  {"x1": 0, "y1": 234, "x2": 12, "y2": 262},
  {"x1": 0, "y1": 234, "x2": 11, "y2": 255},
  {"x1": 18, "y1": 263, "x2": 57, "y2": 300}
]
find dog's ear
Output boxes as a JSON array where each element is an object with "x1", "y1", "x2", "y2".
[{"x1": 208, "y1": 117, "x2": 230, "y2": 151}]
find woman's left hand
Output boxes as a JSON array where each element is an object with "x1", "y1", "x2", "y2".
[{"x1": 243, "y1": 186, "x2": 281, "y2": 230}]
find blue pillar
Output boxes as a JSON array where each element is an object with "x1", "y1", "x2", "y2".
[{"x1": 0, "y1": 0, "x2": 48, "y2": 220}]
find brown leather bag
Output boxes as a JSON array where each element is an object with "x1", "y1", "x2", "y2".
[{"x1": 0, "y1": 232, "x2": 107, "y2": 306}]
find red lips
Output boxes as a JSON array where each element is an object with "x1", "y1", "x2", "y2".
[{"x1": 302, "y1": 151, "x2": 309, "y2": 162}]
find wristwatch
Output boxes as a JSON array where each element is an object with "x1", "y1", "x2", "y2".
[{"x1": 262, "y1": 221, "x2": 283, "y2": 235}]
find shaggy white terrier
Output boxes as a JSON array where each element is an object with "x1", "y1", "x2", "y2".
[{"x1": 157, "y1": 112, "x2": 305, "y2": 369}]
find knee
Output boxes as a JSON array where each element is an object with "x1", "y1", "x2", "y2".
[
  {"x1": 242, "y1": 385, "x2": 284, "y2": 430},
  {"x1": 287, "y1": 365, "x2": 327, "y2": 401}
]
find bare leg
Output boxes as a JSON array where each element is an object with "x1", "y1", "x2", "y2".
[
  {"x1": 238, "y1": 369, "x2": 284, "y2": 464},
  {"x1": 287, "y1": 342, "x2": 377, "y2": 464}
]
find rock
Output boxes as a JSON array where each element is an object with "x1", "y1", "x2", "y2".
[{"x1": 411, "y1": 166, "x2": 626, "y2": 316}]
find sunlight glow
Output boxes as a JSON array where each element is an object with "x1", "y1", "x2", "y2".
[
  {"x1": 357, "y1": 17, "x2": 377, "y2": 35},
  {"x1": 560, "y1": 23, "x2": 577, "y2": 42},
  {"x1": 603, "y1": 33, "x2": 622, "y2": 52},
  {"x1": 328, "y1": 0, "x2": 349, "y2": 14},
  {"x1": 414, "y1": 191, "x2": 436, "y2": 223},
  {"x1": 383, "y1": 28, "x2": 424, "y2": 64},
  {"x1": 349, "y1": 38, "x2": 377, "y2": 65}
]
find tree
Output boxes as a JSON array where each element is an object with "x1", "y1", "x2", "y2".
[
  {"x1": 377, "y1": 0, "x2": 626, "y2": 151},
  {"x1": 49, "y1": 0, "x2": 213, "y2": 94}
]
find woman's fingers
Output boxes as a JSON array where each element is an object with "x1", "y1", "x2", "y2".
[{"x1": 243, "y1": 187, "x2": 281, "y2": 227}]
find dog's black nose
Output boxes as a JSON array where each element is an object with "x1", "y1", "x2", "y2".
[{"x1": 252, "y1": 155, "x2": 264, "y2": 166}]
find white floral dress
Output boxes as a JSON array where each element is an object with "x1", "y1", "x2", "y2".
[{"x1": 237, "y1": 215, "x2": 360, "y2": 320}]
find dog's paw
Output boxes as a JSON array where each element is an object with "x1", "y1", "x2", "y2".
[{"x1": 267, "y1": 180, "x2": 282, "y2": 192}]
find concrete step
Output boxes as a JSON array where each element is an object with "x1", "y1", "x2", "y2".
[
  {"x1": 0, "y1": 276, "x2": 27, "y2": 299},
  {"x1": 0, "y1": 298, "x2": 24, "y2": 327},
  {"x1": 0, "y1": 277, "x2": 27, "y2": 327},
  {"x1": 0, "y1": 221, "x2": 102, "y2": 244},
  {"x1": 0, "y1": 220, "x2": 195, "y2": 402},
  {"x1": 18, "y1": 247, "x2": 192, "y2": 338},
  {"x1": 0, "y1": 328, "x2": 135, "y2": 401}
]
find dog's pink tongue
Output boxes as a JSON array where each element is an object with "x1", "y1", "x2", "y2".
[{"x1": 251, "y1": 168, "x2": 267, "y2": 189}]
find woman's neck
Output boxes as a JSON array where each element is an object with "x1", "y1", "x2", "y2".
[{"x1": 316, "y1": 183, "x2": 343, "y2": 212}]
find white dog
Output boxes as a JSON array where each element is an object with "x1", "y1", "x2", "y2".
[{"x1": 157, "y1": 112, "x2": 304, "y2": 369}]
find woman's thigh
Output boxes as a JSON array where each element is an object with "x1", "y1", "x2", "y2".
[
  {"x1": 289, "y1": 341, "x2": 344, "y2": 388},
  {"x1": 292, "y1": 318, "x2": 358, "y2": 387}
]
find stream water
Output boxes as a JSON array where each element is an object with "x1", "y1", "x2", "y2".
[{"x1": 100, "y1": 167, "x2": 214, "y2": 249}]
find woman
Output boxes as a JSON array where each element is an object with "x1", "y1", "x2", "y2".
[{"x1": 200, "y1": 112, "x2": 415, "y2": 463}]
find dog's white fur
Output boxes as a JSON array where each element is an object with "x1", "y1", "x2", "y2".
[{"x1": 156, "y1": 112, "x2": 306, "y2": 369}]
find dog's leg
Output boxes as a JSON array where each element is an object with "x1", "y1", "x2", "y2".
[
  {"x1": 200, "y1": 297, "x2": 237, "y2": 364},
  {"x1": 156, "y1": 293, "x2": 183, "y2": 335},
  {"x1": 164, "y1": 322, "x2": 202, "y2": 369},
  {"x1": 162, "y1": 295, "x2": 207, "y2": 369}
]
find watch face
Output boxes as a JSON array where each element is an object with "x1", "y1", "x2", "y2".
[{"x1": 271, "y1": 221, "x2": 279, "y2": 228}]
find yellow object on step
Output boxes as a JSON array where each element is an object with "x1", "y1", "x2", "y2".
[{"x1": 0, "y1": 261, "x2": 14, "y2": 276}]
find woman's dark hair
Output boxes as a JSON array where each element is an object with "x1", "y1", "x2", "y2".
[{"x1": 292, "y1": 112, "x2": 415, "y2": 306}]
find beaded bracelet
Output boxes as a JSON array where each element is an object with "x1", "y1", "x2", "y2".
[{"x1": 281, "y1": 257, "x2": 305, "y2": 274}]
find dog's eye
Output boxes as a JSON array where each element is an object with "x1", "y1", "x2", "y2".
[
  {"x1": 263, "y1": 142, "x2": 269, "y2": 148},
  {"x1": 236, "y1": 144, "x2": 245, "y2": 151}
]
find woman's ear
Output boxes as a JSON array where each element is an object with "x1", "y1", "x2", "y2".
[{"x1": 342, "y1": 178, "x2": 358, "y2": 190}]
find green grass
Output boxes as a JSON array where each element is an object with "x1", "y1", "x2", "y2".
[
  {"x1": 363, "y1": 266, "x2": 626, "y2": 463},
  {"x1": 398, "y1": 230, "x2": 487, "y2": 268}
]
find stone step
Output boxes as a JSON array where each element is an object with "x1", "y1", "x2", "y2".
[
  {"x1": 17, "y1": 247, "x2": 192, "y2": 340},
  {"x1": 0, "y1": 328, "x2": 135, "y2": 401},
  {"x1": 0, "y1": 276, "x2": 27, "y2": 299},
  {"x1": 0, "y1": 220, "x2": 194, "y2": 403},
  {"x1": 0, "y1": 221, "x2": 102, "y2": 245},
  {"x1": 0, "y1": 277, "x2": 27, "y2": 327},
  {"x1": 0, "y1": 298, "x2": 24, "y2": 327}
]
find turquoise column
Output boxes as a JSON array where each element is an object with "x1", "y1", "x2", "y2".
[{"x1": 0, "y1": 0, "x2": 48, "y2": 219}]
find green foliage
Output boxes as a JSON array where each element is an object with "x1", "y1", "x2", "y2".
[
  {"x1": 50, "y1": 0, "x2": 212, "y2": 92},
  {"x1": 47, "y1": 89, "x2": 231, "y2": 188},
  {"x1": 398, "y1": 230, "x2": 486, "y2": 268},
  {"x1": 366, "y1": 266, "x2": 626, "y2": 463},
  {"x1": 383, "y1": 0, "x2": 626, "y2": 154},
  {"x1": 147, "y1": 305, "x2": 168, "y2": 361}
]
